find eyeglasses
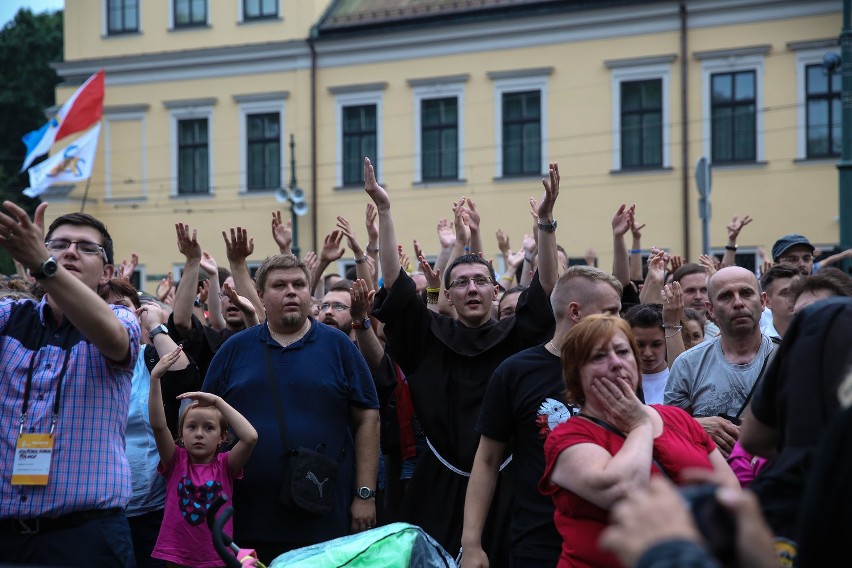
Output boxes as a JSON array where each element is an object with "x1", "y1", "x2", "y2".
[
  {"x1": 779, "y1": 254, "x2": 813, "y2": 264},
  {"x1": 45, "y1": 239, "x2": 107, "y2": 262},
  {"x1": 319, "y1": 302, "x2": 350, "y2": 312},
  {"x1": 449, "y1": 276, "x2": 493, "y2": 289}
]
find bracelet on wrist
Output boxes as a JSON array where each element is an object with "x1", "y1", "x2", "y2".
[
  {"x1": 354, "y1": 255, "x2": 368, "y2": 264},
  {"x1": 426, "y1": 287, "x2": 440, "y2": 294},
  {"x1": 524, "y1": 253, "x2": 534, "y2": 263},
  {"x1": 500, "y1": 275, "x2": 514, "y2": 282},
  {"x1": 426, "y1": 295, "x2": 439, "y2": 304},
  {"x1": 665, "y1": 329, "x2": 682, "y2": 338},
  {"x1": 725, "y1": 245, "x2": 738, "y2": 251},
  {"x1": 366, "y1": 244, "x2": 379, "y2": 254},
  {"x1": 629, "y1": 249, "x2": 642, "y2": 255},
  {"x1": 661, "y1": 324, "x2": 683, "y2": 330}
]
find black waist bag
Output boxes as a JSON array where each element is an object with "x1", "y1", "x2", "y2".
[{"x1": 280, "y1": 446, "x2": 339, "y2": 515}]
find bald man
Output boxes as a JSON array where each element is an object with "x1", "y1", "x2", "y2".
[{"x1": 664, "y1": 266, "x2": 777, "y2": 457}]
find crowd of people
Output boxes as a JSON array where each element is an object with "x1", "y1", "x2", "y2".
[{"x1": 0, "y1": 155, "x2": 850, "y2": 567}]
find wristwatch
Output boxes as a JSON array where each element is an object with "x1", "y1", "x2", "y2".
[
  {"x1": 31, "y1": 256, "x2": 59, "y2": 280},
  {"x1": 537, "y1": 219, "x2": 558, "y2": 233},
  {"x1": 149, "y1": 324, "x2": 169, "y2": 342},
  {"x1": 356, "y1": 486, "x2": 376, "y2": 499},
  {"x1": 351, "y1": 317, "x2": 371, "y2": 330}
]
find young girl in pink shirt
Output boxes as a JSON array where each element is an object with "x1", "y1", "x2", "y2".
[{"x1": 149, "y1": 346, "x2": 258, "y2": 567}]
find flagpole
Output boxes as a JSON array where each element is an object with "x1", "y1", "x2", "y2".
[{"x1": 80, "y1": 177, "x2": 92, "y2": 213}]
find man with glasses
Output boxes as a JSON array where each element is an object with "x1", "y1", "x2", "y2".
[
  {"x1": 364, "y1": 157, "x2": 560, "y2": 565},
  {"x1": 0, "y1": 204, "x2": 140, "y2": 566},
  {"x1": 319, "y1": 279, "x2": 355, "y2": 339}
]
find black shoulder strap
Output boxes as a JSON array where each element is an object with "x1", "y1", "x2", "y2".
[
  {"x1": 263, "y1": 342, "x2": 294, "y2": 453},
  {"x1": 734, "y1": 336, "x2": 780, "y2": 422}
]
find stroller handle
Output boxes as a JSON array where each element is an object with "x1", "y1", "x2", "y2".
[{"x1": 208, "y1": 494, "x2": 243, "y2": 568}]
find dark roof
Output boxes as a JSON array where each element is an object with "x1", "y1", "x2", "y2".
[{"x1": 315, "y1": 0, "x2": 659, "y2": 36}]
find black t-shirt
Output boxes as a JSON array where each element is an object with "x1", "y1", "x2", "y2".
[{"x1": 476, "y1": 344, "x2": 578, "y2": 560}]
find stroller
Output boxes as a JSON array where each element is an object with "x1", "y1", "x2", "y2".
[{"x1": 208, "y1": 494, "x2": 457, "y2": 567}]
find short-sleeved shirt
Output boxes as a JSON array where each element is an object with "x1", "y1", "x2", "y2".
[
  {"x1": 153, "y1": 447, "x2": 242, "y2": 567},
  {"x1": 0, "y1": 297, "x2": 140, "y2": 518},
  {"x1": 539, "y1": 405, "x2": 716, "y2": 568},
  {"x1": 664, "y1": 334, "x2": 775, "y2": 418},
  {"x1": 202, "y1": 319, "x2": 379, "y2": 544},
  {"x1": 476, "y1": 344, "x2": 576, "y2": 561}
]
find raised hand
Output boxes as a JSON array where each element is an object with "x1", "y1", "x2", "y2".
[
  {"x1": 437, "y1": 218, "x2": 455, "y2": 249},
  {"x1": 465, "y1": 197, "x2": 481, "y2": 235},
  {"x1": 363, "y1": 157, "x2": 390, "y2": 210},
  {"x1": 536, "y1": 161, "x2": 560, "y2": 220},
  {"x1": 413, "y1": 239, "x2": 423, "y2": 262},
  {"x1": 271, "y1": 211, "x2": 293, "y2": 254},
  {"x1": 175, "y1": 223, "x2": 201, "y2": 261},
  {"x1": 418, "y1": 255, "x2": 441, "y2": 290},
  {"x1": 452, "y1": 200, "x2": 471, "y2": 247},
  {"x1": 336, "y1": 215, "x2": 363, "y2": 256},
  {"x1": 669, "y1": 254, "x2": 684, "y2": 273},
  {"x1": 119, "y1": 252, "x2": 139, "y2": 279},
  {"x1": 365, "y1": 203, "x2": 379, "y2": 246},
  {"x1": 303, "y1": 251, "x2": 319, "y2": 276},
  {"x1": 698, "y1": 254, "x2": 720, "y2": 276},
  {"x1": 150, "y1": 345, "x2": 184, "y2": 381},
  {"x1": 320, "y1": 229, "x2": 345, "y2": 263},
  {"x1": 726, "y1": 215, "x2": 753, "y2": 242},
  {"x1": 199, "y1": 251, "x2": 219, "y2": 279},
  {"x1": 223, "y1": 227, "x2": 255, "y2": 265},
  {"x1": 630, "y1": 219, "x2": 646, "y2": 242},
  {"x1": 661, "y1": 281, "x2": 684, "y2": 326},
  {"x1": 156, "y1": 272, "x2": 175, "y2": 303},
  {"x1": 496, "y1": 229, "x2": 510, "y2": 255},
  {"x1": 506, "y1": 249, "x2": 525, "y2": 269},
  {"x1": 349, "y1": 278, "x2": 372, "y2": 321},
  {"x1": 176, "y1": 390, "x2": 220, "y2": 408},
  {"x1": 611, "y1": 203, "x2": 635, "y2": 237}
]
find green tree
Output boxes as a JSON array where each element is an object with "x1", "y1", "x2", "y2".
[{"x1": 0, "y1": 8, "x2": 63, "y2": 275}]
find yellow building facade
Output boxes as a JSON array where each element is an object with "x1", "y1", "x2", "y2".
[{"x1": 49, "y1": 0, "x2": 842, "y2": 292}]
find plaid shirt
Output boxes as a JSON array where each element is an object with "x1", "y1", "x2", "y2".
[{"x1": 0, "y1": 296, "x2": 140, "y2": 518}]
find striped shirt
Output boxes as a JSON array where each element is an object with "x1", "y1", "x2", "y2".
[{"x1": 0, "y1": 296, "x2": 140, "y2": 518}]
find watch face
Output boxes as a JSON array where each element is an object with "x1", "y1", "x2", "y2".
[
  {"x1": 358, "y1": 487, "x2": 373, "y2": 499},
  {"x1": 43, "y1": 257, "x2": 59, "y2": 276}
]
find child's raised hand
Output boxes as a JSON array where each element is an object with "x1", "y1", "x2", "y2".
[
  {"x1": 150, "y1": 345, "x2": 183, "y2": 380},
  {"x1": 177, "y1": 391, "x2": 219, "y2": 408}
]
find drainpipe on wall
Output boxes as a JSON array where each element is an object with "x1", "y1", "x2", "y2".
[
  {"x1": 680, "y1": 1, "x2": 691, "y2": 258},
  {"x1": 308, "y1": 35, "x2": 319, "y2": 255}
]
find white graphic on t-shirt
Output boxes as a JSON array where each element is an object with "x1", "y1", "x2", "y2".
[{"x1": 536, "y1": 398, "x2": 573, "y2": 439}]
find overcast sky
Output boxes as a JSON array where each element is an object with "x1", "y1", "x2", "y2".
[{"x1": 0, "y1": 0, "x2": 64, "y2": 29}]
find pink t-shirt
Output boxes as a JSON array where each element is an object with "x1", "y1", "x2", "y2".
[
  {"x1": 727, "y1": 440, "x2": 768, "y2": 488},
  {"x1": 152, "y1": 446, "x2": 243, "y2": 567}
]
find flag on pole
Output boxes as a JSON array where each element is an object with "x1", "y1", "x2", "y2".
[
  {"x1": 20, "y1": 69, "x2": 105, "y2": 172},
  {"x1": 24, "y1": 123, "x2": 102, "y2": 198}
]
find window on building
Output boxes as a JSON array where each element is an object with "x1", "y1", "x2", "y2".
[
  {"x1": 244, "y1": 0, "x2": 277, "y2": 20},
  {"x1": 502, "y1": 90, "x2": 541, "y2": 176},
  {"x1": 174, "y1": 0, "x2": 207, "y2": 27},
  {"x1": 342, "y1": 104, "x2": 376, "y2": 185},
  {"x1": 246, "y1": 113, "x2": 280, "y2": 191},
  {"x1": 421, "y1": 97, "x2": 458, "y2": 180},
  {"x1": 806, "y1": 63, "x2": 841, "y2": 158},
  {"x1": 621, "y1": 79, "x2": 663, "y2": 168},
  {"x1": 107, "y1": 0, "x2": 138, "y2": 34},
  {"x1": 178, "y1": 118, "x2": 209, "y2": 195},
  {"x1": 711, "y1": 70, "x2": 756, "y2": 163}
]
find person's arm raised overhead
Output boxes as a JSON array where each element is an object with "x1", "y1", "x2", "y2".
[
  {"x1": 661, "y1": 281, "x2": 686, "y2": 367},
  {"x1": 173, "y1": 222, "x2": 202, "y2": 338},
  {"x1": 337, "y1": 215, "x2": 374, "y2": 285},
  {"x1": 222, "y1": 280, "x2": 259, "y2": 328},
  {"x1": 312, "y1": 229, "x2": 345, "y2": 297},
  {"x1": 350, "y1": 279, "x2": 384, "y2": 370},
  {"x1": 434, "y1": 217, "x2": 456, "y2": 278},
  {"x1": 629, "y1": 218, "x2": 646, "y2": 282},
  {"x1": 118, "y1": 252, "x2": 139, "y2": 280},
  {"x1": 364, "y1": 203, "x2": 380, "y2": 290},
  {"x1": 149, "y1": 346, "x2": 183, "y2": 467},
  {"x1": 639, "y1": 248, "x2": 668, "y2": 305},
  {"x1": 722, "y1": 215, "x2": 752, "y2": 268},
  {"x1": 364, "y1": 157, "x2": 402, "y2": 289},
  {"x1": 534, "y1": 161, "x2": 560, "y2": 297},
  {"x1": 0, "y1": 201, "x2": 133, "y2": 362},
  {"x1": 199, "y1": 251, "x2": 225, "y2": 331},
  {"x1": 222, "y1": 227, "x2": 264, "y2": 320},
  {"x1": 271, "y1": 210, "x2": 293, "y2": 255},
  {"x1": 611, "y1": 203, "x2": 635, "y2": 287},
  {"x1": 495, "y1": 228, "x2": 510, "y2": 272},
  {"x1": 465, "y1": 196, "x2": 484, "y2": 259}
]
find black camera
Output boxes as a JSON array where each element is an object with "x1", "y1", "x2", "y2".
[{"x1": 679, "y1": 484, "x2": 738, "y2": 566}]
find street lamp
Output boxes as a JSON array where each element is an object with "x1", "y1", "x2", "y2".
[{"x1": 276, "y1": 134, "x2": 309, "y2": 258}]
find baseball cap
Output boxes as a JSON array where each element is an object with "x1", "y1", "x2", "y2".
[{"x1": 772, "y1": 234, "x2": 814, "y2": 261}]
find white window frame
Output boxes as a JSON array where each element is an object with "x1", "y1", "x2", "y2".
[
  {"x1": 168, "y1": 0, "x2": 209, "y2": 30},
  {"x1": 102, "y1": 0, "x2": 141, "y2": 36},
  {"x1": 412, "y1": 82, "x2": 465, "y2": 183},
  {"x1": 237, "y1": 0, "x2": 281, "y2": 23},
  {"x1": 104, "y1": 111, "x2": 148, "y2": 200},
  {"x1": 238, "y1": 100, "x2": 286, "y2": 194},
  {"x1": 610, "y1": 64, "x2": 671, "y2": 171},
  {"x1": 334, "y1": 90, "x2": 383, "y2": 188},
  {"x1": 700, "y1": 55, "x2": 765, "y2": 164},
  {"x1": 493, "y1": 75, "x2": 549, "y2": 178},
  {"x1": 169, "y1": 106, "x2": 214, "y2": 197},
  {"x1": 795, "y1": 48, "x2": 838, "y2": 160}
]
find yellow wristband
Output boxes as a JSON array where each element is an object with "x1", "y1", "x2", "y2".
[{"x1": 426, "y1": 287, "x2": 440, "y2": 294}]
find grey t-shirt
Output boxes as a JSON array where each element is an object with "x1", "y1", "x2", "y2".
[{"x1": 664, "y1": 334, "x2": 775, "y2": 418}]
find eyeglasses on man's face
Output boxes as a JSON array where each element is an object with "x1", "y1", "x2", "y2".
[
  {"x1": 45, "y1": 239, "x2": 108, "y2": 263},
  {"x1": 320, "y1": 302, "x2": 350, "y2": 312},
  {"x1": 448, "y1": 276, "x2": 493, "y2": 289},
  {"x1": 779, "y1": 254, "x2": 813, "y2": 264}
]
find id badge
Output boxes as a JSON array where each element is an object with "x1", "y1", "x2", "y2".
[{"x1": 11, "y1": 434, "x2": 53, "y2": 485}]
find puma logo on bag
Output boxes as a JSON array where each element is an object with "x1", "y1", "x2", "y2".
[{"x1": 306, "y1": 471, "x2": 329, "y2": 497}]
